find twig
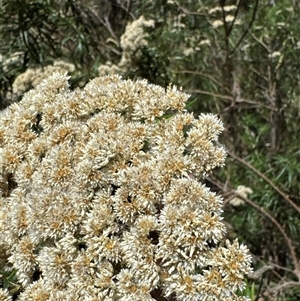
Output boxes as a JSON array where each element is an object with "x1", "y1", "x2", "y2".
[
  {"x1": 248, "y1": 30, "x2": 270, "y2": 53},
  {"x1": 230, "y1": 0, "x2": 260, "y2": 55},
  {"x1": 235, "y1": 193, "x2": 300, "y2": 281},
  {"x1": 269, "y1": 262, "x2": 296, "y2": 274},
  {"x1": 205, "y1": 175, "x2": 300, "y2": 281},
  {"x1": 228, "y1": 152, "x2": 300, "y2": 216},
  {"x1": 174, "y1": 1, "x2": 206, "y2": 16},
  {"x1": 184, "y1": 89, "x2": 232, "y2": 100},
  {"x1": 226, "y1": 0, "x2": 242, "y2": 37},
  {"x1": 248, "y1": 265, "x2": 274, "y2": 280},
  {"x1": 184, "y1": 88, "x2": 274, "y2": 110},
  {"x1": 177, "y1": 70, "x2": 224, "y2": 89},
  {"x1": 270, "y1": 281, "x2": 300, "y2": 294}
]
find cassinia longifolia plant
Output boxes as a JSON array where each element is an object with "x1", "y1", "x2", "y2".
[{"x1": 0, "y1": 73, "x2": 251, "y2": 301}]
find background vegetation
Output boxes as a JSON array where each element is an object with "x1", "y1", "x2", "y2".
[{"x1": 1, "y1": 0, "x2": 300, "y2": 299}]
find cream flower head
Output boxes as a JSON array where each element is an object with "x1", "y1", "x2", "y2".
[{"x1": 0, "y1": 73, "x2": 251, "y2": 300}]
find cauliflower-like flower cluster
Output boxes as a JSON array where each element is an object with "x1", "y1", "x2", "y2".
[{"x1": 0, "y1": 73, "x2": 251, "y2": 300}]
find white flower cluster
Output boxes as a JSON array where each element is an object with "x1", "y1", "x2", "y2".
[
  {"x1": 1, "y1": 52, "x2": 24, "y2": 73},
  {"x1": 230, "y1": 185, "x2": 253, "y2": 207},
  {"x1": 0, "y1": 73, "x2": 251, "y2": 300},
  {"x1": 208, "y1": 5, "x2": 242, "y2": 28},
  {"x1": 209, "y1": 5, "x2": 237, "y2": 14},
  {"x1": 99, "y1": 16, "x2": 155, "y2": 76},
  {"x1": 120, "y1": 16, "x2": 155, "y2": 54},
  {"x1": 12, "y1": 60, "x2": 75, "y2": 99}
]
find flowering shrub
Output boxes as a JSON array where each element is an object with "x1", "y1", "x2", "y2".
[{"x1": 0, "y1": 73, "x2": 251, "y2": 300}]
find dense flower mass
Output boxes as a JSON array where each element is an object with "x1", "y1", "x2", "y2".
[{"x1": 0, "y1": 73, "x2": 251, "y2": 300}]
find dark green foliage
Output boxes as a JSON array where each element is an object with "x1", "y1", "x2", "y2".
[{"x1": 0, "y1": 0, "x2": 129, "y2": 108}]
